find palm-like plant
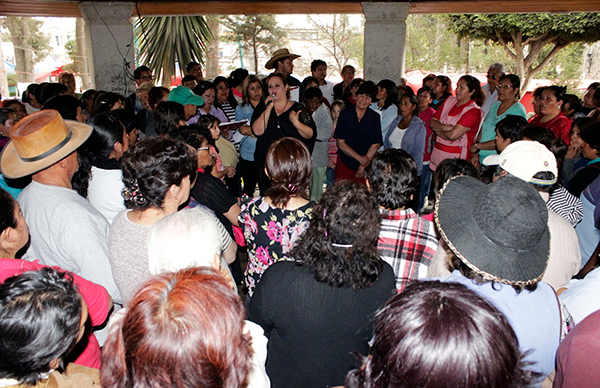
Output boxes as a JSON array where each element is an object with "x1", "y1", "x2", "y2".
[{"x1": 134, "y1": 16, "x2": 213, "y2": 86}]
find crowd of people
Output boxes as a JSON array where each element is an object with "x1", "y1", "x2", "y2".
[{"x1": 0, "y1": 48, "x2": 599, "y2": 388}]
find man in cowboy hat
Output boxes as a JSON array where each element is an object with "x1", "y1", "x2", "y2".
[
  {"x1": 432, "y1": 175, "x2": 561, "y2": 385},
  {"x1": 265, "y1": 48, "x2": 304, "y2": 101},
  {"x1": 0, "y1": 110, "x2": 121, "y2": 304}
]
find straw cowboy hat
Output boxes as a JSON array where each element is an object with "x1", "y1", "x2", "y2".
[
  {"x1": 0, "y1": 110, "x2": 92, "y2": 179},
  {"x1": 265, "y1": 48, "x2": 301, "y2": 70}
]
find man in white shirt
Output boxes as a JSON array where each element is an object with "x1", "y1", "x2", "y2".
[
  {"x1": 1, "y1": 109, "x2": 121, "y2": 303},
  {"x1": 480, "y1": 62, "x2": 505, "y2": 117},
  {"x1": 311, "y1": 59, "x2": 335, "y2": 105}
]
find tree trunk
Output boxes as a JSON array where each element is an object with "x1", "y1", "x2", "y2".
[
  {"x1": 434, "y1": 19, "x2": 441, "y2": 69},
  {"x1": 76, "y1": 18, "x2": 91, "y2": 90},
  {"x1": 162, "y1": 66, "x2": 173, "y2": 87},
  {"x1": 512, "y1": 33, "x2": 528, "y2": 93},
  {"x1": 0, "y1": 39, "x2": 9, "y2": 98},
  {"x1": 205, "y1": 15, "x2": 220, "y2": 79},
  {"x1": 252, "y1": 23, "x2": 258, "y2": 73},
  {"x1": 5, "y1": 17, "x2": 36, "y2": 83}
]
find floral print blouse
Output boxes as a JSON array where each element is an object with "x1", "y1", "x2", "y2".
[{"x1": 239, "y1": 197, "x2": 314, "y2": 297}]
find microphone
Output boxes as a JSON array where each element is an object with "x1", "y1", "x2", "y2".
[{"x1": 266, "y1": 93, "x2": 276, "y2": 107}]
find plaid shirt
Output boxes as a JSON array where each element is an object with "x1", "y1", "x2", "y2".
[{"x1": 377, "y1": 208, "x2": 439, "y2": 292}]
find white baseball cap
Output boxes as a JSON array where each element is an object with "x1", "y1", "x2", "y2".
[{"x1": 482, "y1": 140, "x2": 558, "y2": 186}]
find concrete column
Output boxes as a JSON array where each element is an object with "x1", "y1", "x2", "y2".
[
  {"x1": 79, "y1": 2, "x2": 134, "y2": 94},
  {"x1": 362, "y1": 2, "x2": 410, "y2": 84}
]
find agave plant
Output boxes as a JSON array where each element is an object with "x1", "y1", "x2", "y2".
[{"x1": 135, "y1": 16, "x2": 213, "y2": 85}]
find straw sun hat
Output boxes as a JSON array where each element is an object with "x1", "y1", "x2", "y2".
[
  {"x1": 265, "y1": 48, "x2": 301, "y2": 70},
  {"x1": 0, "y1": 110, "x2": 92, "y2": 179}
]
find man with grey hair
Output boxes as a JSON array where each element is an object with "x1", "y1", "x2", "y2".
[{"x1": 481, "y1": 62, "x2": 505, "y2": 117}]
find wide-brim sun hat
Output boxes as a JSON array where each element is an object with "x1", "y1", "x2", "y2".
[
  {"x1": 434, "y1": 175, "x2": 550, "y2": 285},
  {"x1": 0, "y1": 110, "x2": 92, "y2": 179},
  {"x1": 265, "y1": 48, "x2": 301, "y2": 70}
]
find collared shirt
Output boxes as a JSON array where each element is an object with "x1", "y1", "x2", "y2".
[
  {"x1": 377, "y1": 208, "x2": 438, "y2": 292},
  {"x1": 319, "y1": 80, "x2": 335, "y2": 105},
  {"x1": 481, "y1": 83, "x2": 498, "y2": 118}
]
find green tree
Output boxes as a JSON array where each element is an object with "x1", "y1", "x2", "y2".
[
  {"x1": 2, "y1": 17, "x2": 51, "y2": 83},
  {"x1": 63, "y1": 19, "x2": 91, "y2": 89},
  {"x1": 0, "y1": 34, "x2": 9, "y2": 97},
  {"x1": 221, "y1": 15, "x2": 286, "y2": 73},
  {"x1": 405, "y1": 15, "x2": 512, "y2": 74},
  {"x1": 64, "y1": 38, "x2": 77, "y2": 73},
  {"x1": 447, "y1": 13, "x2": 600, "y2": 91},
  {"x1": 305, "y1": 15, "x2": 363, "y2": 75},
  {"x1": 134, "y1": 16, "x2": 212, "y2": 86},
  {"x1": 405, "y1": 15, "x2": 463, "y2": 73}
]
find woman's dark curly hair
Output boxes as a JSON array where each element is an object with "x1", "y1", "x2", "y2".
[
  {"x1": 265, "y1": 137, "x2": 311, "y2": 208},
  {"x1": 121, "y1": 137, "x2": 197, "y2": 210},
  {"x1": 291, "y1": 180, "x2": 383, "y2": 290},
  {"x1": 366, "y1": 149, "x2": 417, "y2": 210}
]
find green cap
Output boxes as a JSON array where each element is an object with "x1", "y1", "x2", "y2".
[{"x1": 168, "y1": 86, "x2": 204, "y2": 106}]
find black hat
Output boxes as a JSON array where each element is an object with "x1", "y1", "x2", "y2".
[{"x1": 434, "y1": 175, "x2": 550, "y2": 285}]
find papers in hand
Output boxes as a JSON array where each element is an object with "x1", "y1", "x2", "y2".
[{"x1": 219, "y1": 120, "x2": 248, "y2": 132}]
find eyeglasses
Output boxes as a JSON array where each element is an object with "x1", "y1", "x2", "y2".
[
  {"x1": 198, "y1": 146, "x2": 210, "y2": 151},
  {"x1": 487, "y1": 74, "x2": 499, "y2": 80},
  {"x1": 497, "y1": 84, "x2": 513, "y2": 90}
]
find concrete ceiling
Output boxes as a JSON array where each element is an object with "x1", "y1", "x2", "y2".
[{"x1": 2, "y1": 0, "x2": 600, "y2": 17}]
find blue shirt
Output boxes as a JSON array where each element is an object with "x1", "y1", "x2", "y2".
[
  {"x1": 432, "y1": 271, "x2": 560, "y2": 385},
  {"x1": 235, "y1": 104, "x2": 258, "y2": 161},
  {"x1": 334, "y1": 106, "x2": 382, "y2": 172}
]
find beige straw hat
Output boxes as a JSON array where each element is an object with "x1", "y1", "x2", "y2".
[
  {"x1": 265, "y1": 48, "x2": 301, "y2": 70},
  {"x1": 0, "y1": 110, "x2": 92, "y2": 179}
]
